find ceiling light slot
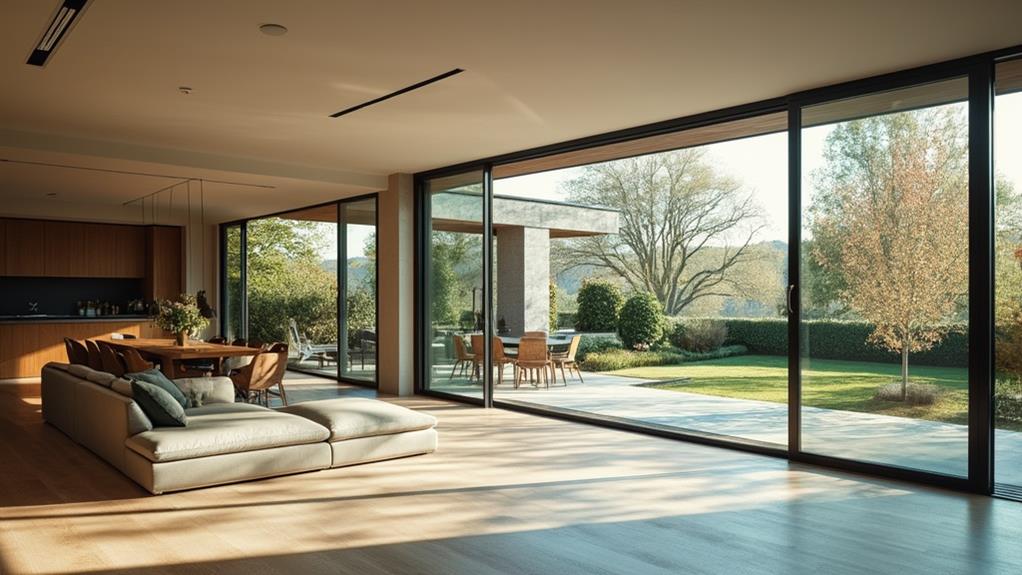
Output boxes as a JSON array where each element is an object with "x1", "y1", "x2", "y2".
[{"x1": 27, "y1": 0, "x2": 89, "y2": 67}]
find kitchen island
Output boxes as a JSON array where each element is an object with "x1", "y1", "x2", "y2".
[{"x1": 0, "y1": 316, "x2": 166, "y2": 379}]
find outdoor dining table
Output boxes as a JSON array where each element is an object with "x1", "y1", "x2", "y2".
[
  {"x1": 102, "y1": 338, "x2": 258, "y2": 379},
  {"x1": 497, "y1": 335, "x2": 572, "y2": 353}
]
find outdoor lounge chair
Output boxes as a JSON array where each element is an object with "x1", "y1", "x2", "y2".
[{"x1": 287, "y1": 318, "x2": 337, "y2": 365}]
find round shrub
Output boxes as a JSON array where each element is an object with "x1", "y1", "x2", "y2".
[
  {"x1": 575, "y1": 280, "x2": 623, "y2": 332},
  {"x1": 618, "y1": 292, "x2": 666, "y2": 350}
]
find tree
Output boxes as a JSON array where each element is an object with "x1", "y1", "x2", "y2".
[
  {"x1": 809, "y1": 107, "x2": 969, "y2": 399},
  {"x1": 559, "y1": 149, "x2": 764, "y2": 315}
]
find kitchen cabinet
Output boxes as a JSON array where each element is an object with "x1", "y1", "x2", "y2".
[
  {"x1": 5, "y1": 219, "x2": 46, "y2": 276},
  {"x1": 145, "y1": 226, "x2": 184, "y2": 301}
]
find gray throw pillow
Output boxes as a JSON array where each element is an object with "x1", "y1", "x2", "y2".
[
  {"x1": 130, "y1": 380, "x2": 188, "y2": 427},
  {"x1": 126, "y1": 368, "x2": 190, "y2": 409}
]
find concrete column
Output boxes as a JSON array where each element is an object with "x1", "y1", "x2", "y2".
[
  {"x1": 496, "y1": 226, "x2": 550, "y2": 336},
  {"x1": 377, "y1": 173, "x2": 415, "y2": 396}
]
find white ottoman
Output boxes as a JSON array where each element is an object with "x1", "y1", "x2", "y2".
[{"x1": 279, "y1": 398, "x2": 438, "y2": 468}]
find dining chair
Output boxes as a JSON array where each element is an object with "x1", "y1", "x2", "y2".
[
  {"x1": 231, "y1": 338, "x2": 248, "y2": 347},
  {"x1": 84, "y1": 340, "x2": 104, "y2": 371},
  {"x1": 470, "y1": 334, "x2": 485, "y2": 382},
  {"x1": 121, "y1": 348, "x2": 155, "y2": 373},
  {"x1": 515, "y1": 337, "x2": 553, "y2": 389},
  {"x1": 96, "y1": 341, "x2": 127, "y2": 376},
  {"x1": 550, "y1": 335, "x2": 584, "y2": 384},
  {"x1": 522, "y1": 331, "x2": 548, "y2": 338},
  {"x1": 230, "y1": 348, "x2": 289, "y2": 406},
  {"x1": 448, "y1": 335, "x2": 473, "y2": 380},
  {"x1": 207, "y1": 336, "x2": 227, "y2": 344},
  {"x1": 63, "y1": 338, "x2": 89, "y2": 365},
  {"x1": 491, "y1": 337, "x2": 516, "y2": 386}
]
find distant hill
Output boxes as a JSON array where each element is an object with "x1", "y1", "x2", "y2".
[{"x1": 321, "y1": 257, "x2": 373, "y2": 290}]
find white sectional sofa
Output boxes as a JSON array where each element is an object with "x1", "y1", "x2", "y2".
[{"x1": 41, "y1": 362, "x2": 438, "y2": 494}]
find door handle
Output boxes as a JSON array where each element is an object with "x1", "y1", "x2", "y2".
[{"x1": 786, "y1": 284, "x2": 796, "y2": 316}]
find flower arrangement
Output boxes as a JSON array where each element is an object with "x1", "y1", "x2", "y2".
[{"x1": 154, "y1": 294, "x2": 210, "y2": 345}]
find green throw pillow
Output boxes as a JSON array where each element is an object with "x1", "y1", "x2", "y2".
[
  {"x1": 131, "y1": 380, "x2": 188, "y2": 427},
  {"x1": 126, "y1": 368, "x2": 190, "y2": 409}
]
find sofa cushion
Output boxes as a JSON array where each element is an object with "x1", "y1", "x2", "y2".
[
  {"x1": 111, "y1": 378, "x2": 133, "y2": 397},
  {"x1": 68, "y1": 364, "x2": 118, "y2": 387},
  {"x1": 126, "y1": 368, "x2": 190, "y2": 409},
  {"x1": 125, "y1": 403, "x2": 330, "y2": 462},
  {"x1": 131, "y1": 381, "x2": 188, "y2": 428},
  {"x1": 173, "y1": 376, "x2": 236, "y2": 406},
  {"x1": 278, "y1": 398, "x2": 437, "y2": 442}
]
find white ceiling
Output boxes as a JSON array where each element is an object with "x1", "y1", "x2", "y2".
[{"x1": 1, "y1": 0, "x2": 1020, "y2": 222}]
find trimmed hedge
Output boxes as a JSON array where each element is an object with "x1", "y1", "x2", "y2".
[
  {"x1": 721, "y1": 318, "x2": 967, "y2": 368},
  {"x1": 575, "y1": 335, "x2": 623, "y2": 362},
  {"x1": 582, "y1": 344, "x2": 747, "y2": 372}
]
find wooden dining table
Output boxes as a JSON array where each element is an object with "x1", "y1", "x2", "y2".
[{"x1": 102, "y1": 338, "x2": 258, "y2": 378}]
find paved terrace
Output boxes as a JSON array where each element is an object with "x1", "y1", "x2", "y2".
[{"x1": 428, "y1": 369, "x2": 1022, "y2": 480}]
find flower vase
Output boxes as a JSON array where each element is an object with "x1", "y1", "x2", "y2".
[{"x1": 175, "y1": 330, "x2": 188, "y2": 346}]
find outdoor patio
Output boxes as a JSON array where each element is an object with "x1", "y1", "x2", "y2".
[{"x1": 430, "y1": 366, "x2": 1022, "y2": 480}]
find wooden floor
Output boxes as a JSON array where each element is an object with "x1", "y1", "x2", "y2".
[{"x1": 1, "y1": 378, "x2": 1021, "y2": 574}]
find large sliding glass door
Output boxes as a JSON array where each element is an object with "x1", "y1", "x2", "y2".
[
  {"x1": 421, "y1": 169, "x2": 488, "y2": 402},
  {"x1": 415, "y1": 53, "x2": 1012, "y2": 494},
  {"x1": 798, "y1": 77, "x2": 972, "y2": 477},
  {"x1": 222, "y1": 195, "x2": 378, "y2": 387},
  {"x1": 995, "y1": 58, "x2": 1022, "y2": 492}
]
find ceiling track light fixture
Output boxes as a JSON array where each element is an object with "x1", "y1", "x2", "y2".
[
  {"x1": 27, "y1": 0, "x2": 90, "y2": 67},
  {"x1": 329, "y1": 68, "x2": 465, "y2": 118}
]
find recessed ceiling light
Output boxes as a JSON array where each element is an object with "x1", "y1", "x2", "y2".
[
  {"x1": 259, "y1": 23, "x2": 288, "y2": 36},
  {"x1": 178, "y1": 86, "x2": 192, "y2": 95}
]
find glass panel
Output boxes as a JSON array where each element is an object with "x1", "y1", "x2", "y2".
[
  {"x1": 424, "y1": 170, "x2": 486, "y2": 399},
  {"x1": 246, "y1": 206, "x2": 339, "y2": 377},
  {"x1": 490, "y1": 114, "x2": 788, "y2": 447},
  {"x1": 223, "y1": 224, "x2": 243, "y2": 341},
  {"x1": 340, "y1": 198, "x2": 377, "y2": 385},
  {"x1": 995, "y1": 58, "x2": 1022, "y2": 488},
  {"x1": 800, "y1": 77, "x2": 969, "y2": 476}
]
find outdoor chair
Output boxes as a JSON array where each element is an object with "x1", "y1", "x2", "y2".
[
  {"x1": 551, "y1": 335, "x2": 584, "y2": 384},
  {"x1": 449, "y1": 334, "x2": 473, "y2": 379},
  {"x1": 515, "y1": 337, "x2": 554, "y2": 389}
]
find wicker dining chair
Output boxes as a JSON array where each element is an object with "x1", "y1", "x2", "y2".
[
  {"x1": 448, "y1": 335, "x2": 473, "y2": 380},
  {"x1": 515, "y1": 337, "x2": 553, "y2": 389},
  {"x1": 550, "y1": 335, "x2": 584, "y2": 384}
]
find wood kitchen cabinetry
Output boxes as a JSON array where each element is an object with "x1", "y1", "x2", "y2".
[
  {"x1": 5, "y1": 219, "x2": 46, "y2": 276},
  {"x1": 0, "y1": 218, "x2": 162, "y2": 280},
  {"x1": 145, "y1": 226, "x2": 184, "y2": 301}
]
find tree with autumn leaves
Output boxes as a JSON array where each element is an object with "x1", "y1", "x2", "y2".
[{"x1": 808, "y1": 106, "x2": 969, "y2": 400}]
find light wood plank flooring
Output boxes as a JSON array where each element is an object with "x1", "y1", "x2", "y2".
[{"x1": 1, "y1": 376, "x2": 1021, "y2": 574}]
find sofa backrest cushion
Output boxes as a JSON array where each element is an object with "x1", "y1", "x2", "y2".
[
  {"x1": 131, "y1": 381, "x2": 188, "y2": 428},
  {"x1": 126, "y1": 368, "x2": 190, "y2": 409},
  {"x1": 67, "y1": 364, "x2": 118, "y2": 387}
]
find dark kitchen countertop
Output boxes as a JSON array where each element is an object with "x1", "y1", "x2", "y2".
[{"x1": 0, "y1": 314, "x2": 152, "y2": 324}]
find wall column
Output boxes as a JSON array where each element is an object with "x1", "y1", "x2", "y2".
[
  {"x1": 496, "y1": 226, "x2": 550, "y2": 335},
  {"x1": 377, "y1": 173, "x2": 415, "y2": 396}
]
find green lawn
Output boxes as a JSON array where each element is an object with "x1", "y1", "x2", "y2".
[{"x1": 609, "y1": 354, "x2": 980, "y2": 427}]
